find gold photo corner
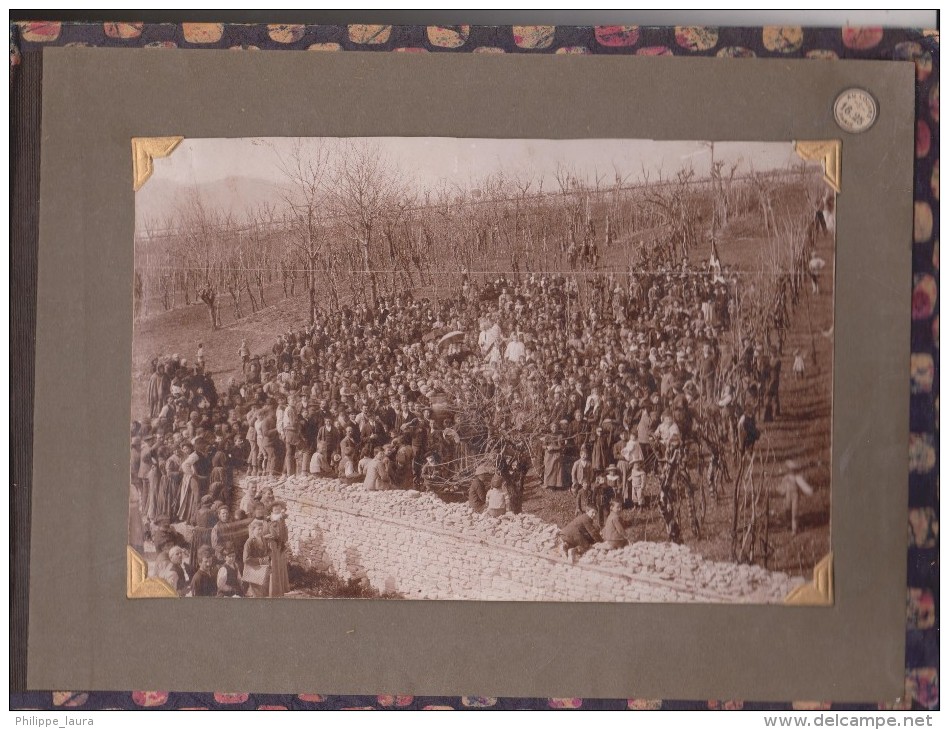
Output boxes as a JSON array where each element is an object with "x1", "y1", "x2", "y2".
[
  {"x1": 127, "y1": 546, "x2": 178, "y2": 598},
  {"x1": 793, "y1": 140, "x2": 842, "y2": 193},
  {"x1": 784, "y1": 553, "x2": 833, "y2": 605},
  {"x1": 132, "y1": 136, "x2": 184, "y2": 192}
]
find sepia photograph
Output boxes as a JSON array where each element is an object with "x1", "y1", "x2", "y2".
[{"x1": 128, "y1": 136, "x2": 835, "y2": 603}]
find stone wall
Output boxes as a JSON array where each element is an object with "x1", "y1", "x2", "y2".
[{"x1": 240, "y1": 474, "x2": 803, "y2": 603}]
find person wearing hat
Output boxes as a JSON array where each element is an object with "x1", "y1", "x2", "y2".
[
  {"x1": 627, "y1": 449, "x2": 647, "y2": 508},
  {"x1": 266, "y1": 502, "x2": 290, "y2": 598},
  {"x1": 298, "y1": 404, "x2": 320, "y2": 470},
  {"x1": 698, "y1": 341, "x2": 718, "y2": 400},
  {"x1": 605, "y1": 461, "x2": 622, "y2": 491},
  {"x1": 316, "y1": 416, "x2": 340, "y2": 466},
  {"x1": 380, "y1": 397, "x2": 398, "y2": 433},
  {"x1": 281, "y1": 392, "x2": 301, "y2": 476},
  {"x1": 591, "y1": 474, "x2": 616, "y2": 528}
]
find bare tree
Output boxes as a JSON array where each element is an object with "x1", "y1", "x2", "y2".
[
  {"x1": 274, "y1": 139, "x2": 333, "y2": 326},
  {"x1": 241, "y1": 206, "x2": 272, "y2": 313},
  {"x1": 175, "y1": 192, "x2": 230, "y2": 330},
  {"x1": 553, "y1": 161, "x2": 576, "y2": 197},
  {"x1": 330, "y1": 139, "x2": 404, "y2": 305}
]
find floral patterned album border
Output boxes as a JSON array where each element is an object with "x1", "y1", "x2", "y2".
[{"x1": 9, "y1": 21, "x2": 939, "y2": 711}]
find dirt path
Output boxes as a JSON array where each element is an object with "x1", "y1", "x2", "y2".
[
  {"x1": 745, "y1": 228, "x2": 834, "y2": 574},
  {"x1": 131, "y1": 283, "x2": 313, "y2": 415}
]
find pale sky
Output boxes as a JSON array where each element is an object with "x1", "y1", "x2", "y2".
[{"x1": 145, "y1": 137, "x2": 803, "y2": 195}]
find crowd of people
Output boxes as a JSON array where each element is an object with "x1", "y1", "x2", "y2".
[{"x1": 130, "y1": 236, "x2": 823, "y2": 591}]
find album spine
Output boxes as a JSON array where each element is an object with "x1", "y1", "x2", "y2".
[{"x1": 10, "y1": 40, "x2": 43, "y2": 693}]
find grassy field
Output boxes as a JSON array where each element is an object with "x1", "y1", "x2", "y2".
[{"x1": 131, "y1": 197, "x2": 833, "y2": 577}]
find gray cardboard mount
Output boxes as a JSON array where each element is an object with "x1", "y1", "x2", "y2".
[{"x1": 29, "y1": 48, "x2": 913, "y2": 699}]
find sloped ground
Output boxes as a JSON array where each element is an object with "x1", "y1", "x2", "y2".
[
  {"x1": 131, "y1": 210, "x2": 833, "y2": 578},
  {"x1": 520, "y1": 227, "x2": 834, "y2": 576},
  {"x1": 251, "y1": 474, "x2": 805, "y2": 603}
]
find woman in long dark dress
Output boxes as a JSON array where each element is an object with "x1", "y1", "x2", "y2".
[
  {"x1": 590, "y1": 426, "x2": 610, "y2": 474},
  {"x1": 190, "y1": 495, "x2": 215, "y2": 569},
  {"x1": 267, "y1": 502, "x2": 290, "y2": 598},
  {"x1": 209, "y1": 449, "x2": 228, "y2": 504},
  {"x1": 181, "y1": 440, "x2": 212, "y2": 526},
  {"x1": 161, "y1": 450, "x2": 182, "y2": 520},
  {"x1": 143, "y1": 451, "x2": 161, "y2": 525},
  {"x1": 146, "y1": 360, "x2": 162, "y2": 418},
  {"x1": 177, "y1": 442, "x2": 197, "y2": 524},
  {"x1": 542, "y1": 423, "x2": 565, "y2": 489},
  {"x1": 154, "y1": 447, "x2": 176, "y2": 520}
]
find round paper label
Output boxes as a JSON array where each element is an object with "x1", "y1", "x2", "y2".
[{"x1": 833, "y1": 88, "x2": 878, "y2": 133}]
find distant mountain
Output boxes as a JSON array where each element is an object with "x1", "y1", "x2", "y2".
[{"x1": 135, "y1": 175, "x2": 289, "y2": 230}]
